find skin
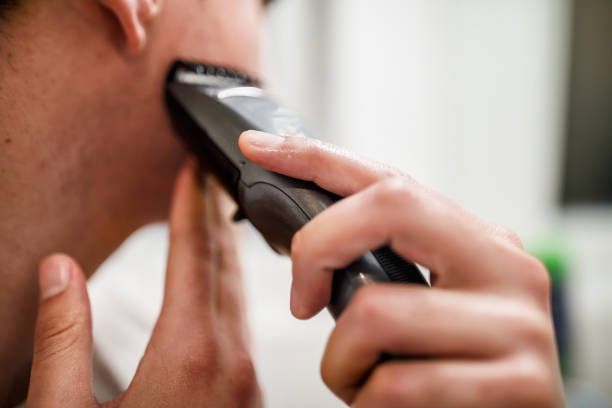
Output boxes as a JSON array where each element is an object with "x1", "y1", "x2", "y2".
[
  {"x1": 0, "y1": 0, "x2": 264, "y2": 404},
  {"x1": 239, "y1": 131, "x2": 566, "y2": 407},
  {"x1": 26, "y1": 163, "x2": 261, "y2": 407}
]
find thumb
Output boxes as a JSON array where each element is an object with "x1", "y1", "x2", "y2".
[{"x1": 26, "y1": 254, "x2": 97, "y2": 408}]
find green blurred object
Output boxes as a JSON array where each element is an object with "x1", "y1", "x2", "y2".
[
  {"x1": 530, "y1": 243, "x2": 568, "y2": 285},
  {"x1": 528, "y1": 236, "x2": 571, "y2": 377},
  {"x1": 528, "y1": 234, "x2": 572, "y2": 378}
]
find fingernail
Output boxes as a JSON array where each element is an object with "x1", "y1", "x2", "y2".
[
  {"x1": 243, "y1": 131, "x2": 285, "y2": 149},
  {"x1": 39, "y1": 257, "x2": 71, "y2": 301}
]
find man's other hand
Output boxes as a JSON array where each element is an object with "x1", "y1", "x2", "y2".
[{"x1": 25, "y1": 162, "x2": 260, "y2": 408}]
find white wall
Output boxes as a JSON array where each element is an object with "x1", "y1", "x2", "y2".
[{"x1": 323, "y1": 0, "x2": 570, "y2": 237}]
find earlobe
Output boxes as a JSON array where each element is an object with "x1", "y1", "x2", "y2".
[{"x1": 98, "y1": 0, "x2": 160, "y2": 54}]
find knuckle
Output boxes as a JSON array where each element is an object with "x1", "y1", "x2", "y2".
[
  {"x1": 467, "y1": 357, "x2": 557, "y2": 407},
  {"x1": 506, "y1": 359, "x2": 557, "y2": 407},
  {"x1": 175, "y1": 334, "x2": 220, "y2": 381},
  {"x1": 496, "y1": 297, "x2": 555, "y2": 354},
  {"x1": 348, "y1": 285, "x2": 386, "y2": 323},
  {"x1": 365, "y1": 365, "x2": 414, "y2": 406},
  {"x1": 34, "y1": 312, "x2": 88, "y2": 362},
  {"x1": 513, "y1": 310, "x2": 555, "y2": 353},
  {"x1": 520, "y1": 255, "x2": 552, "y2": 300},
  {"x1": 228, "y1": 351, "x2": 259, "y2": 399},
  {"x1": 372, "y1": 177, "x2": 416, "y2": 209}
]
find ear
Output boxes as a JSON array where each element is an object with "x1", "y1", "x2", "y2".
[{"x1": 98, "y1": 0, "x2": 160, "y2": 54}]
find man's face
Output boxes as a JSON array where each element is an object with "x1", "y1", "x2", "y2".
[{"x1": 73, "y1": 0, "x2": 267, "y2": 249}]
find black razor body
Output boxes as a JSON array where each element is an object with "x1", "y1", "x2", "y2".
[{"x1": 165, "y1": 61, "x2": 427, "y2": 318}]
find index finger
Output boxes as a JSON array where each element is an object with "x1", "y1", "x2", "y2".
[
  {"x1": 239, "y1": 131, "x2": 404, "y2": 197},
  {"x1": 162, "y1": 160, "x2": 216, "y2": 318},
  {"x1": 240, "y1": 131, "x2": 525, "y2": 252}
]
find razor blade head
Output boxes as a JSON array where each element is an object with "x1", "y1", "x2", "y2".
[{"x1": 168, "y1": 61, "x2": 260, "y2": 89}]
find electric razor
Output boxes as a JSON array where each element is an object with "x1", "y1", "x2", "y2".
[{"x1": 165, "y1": 60, "x2": 428, "y2": 318}]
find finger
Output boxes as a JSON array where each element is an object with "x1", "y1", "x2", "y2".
[
  {"x1": 27, "y1": 254, "x2": 97, "y2": 408},
  {"x1": 241, "y1": 132, "x2": 524, "y2": 251},
  {"x1": 239, "y1": 131, "x2": 404, "y2": 197},
  {"x1": 320, "y1": 285, "x2": 549, "y2": 402},
  {"x1": 351, "y1": 356, "x2": 558, "y2": 408},
  {"x1": 207, "y1": 176, "x2": 246, "y2": 324},
  {"x1": 162, "y1": 160, "x2": 217, "y2": 318},
  {"x1": 134, "y1": 163, "x2": 221, "y2": 404},
  {"x1": 290, "y1": 177, "x2": 530, "y2": 318}
]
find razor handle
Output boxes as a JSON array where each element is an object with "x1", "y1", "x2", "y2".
[{"x1": 166, "y1": 66, "x2": 427, "y2": 319}]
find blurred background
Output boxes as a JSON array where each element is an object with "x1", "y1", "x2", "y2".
[{"x1": 88, "y1": 0, "x2": 612, "y2": 407}]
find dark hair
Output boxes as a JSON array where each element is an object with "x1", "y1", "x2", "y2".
[{"x1": 0, "y1": 0, "x2": 19, "y2": 20}]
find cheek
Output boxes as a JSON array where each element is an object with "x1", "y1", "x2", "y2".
[{"x1": 162, "y1": 0, "x2": 263, "y2": 76}]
